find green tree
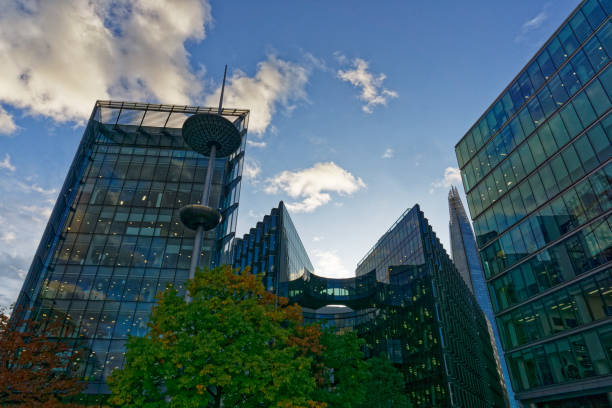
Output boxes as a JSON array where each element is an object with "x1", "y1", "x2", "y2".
[
  {"x1": 361, "y1": 356, "x2": 411, "y2": 408},
  {"x1": 315, "y1": 331, "x2": 410, "y2": 408},
  {"x1": 108, "y1": 266, "x2": 325, "y2": 408}
]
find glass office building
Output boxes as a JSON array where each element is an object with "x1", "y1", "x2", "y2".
[
  {"x1": 455, "y1": 1, "x2": 612, "y2": 405},
  {"x1": 231, "y1": 201, "x2": 314, "y2": 296},
  {"x1": 239, "y1": 204, "x2": 506, "y2": 407},
  {"x1": 13, "y1": 100, "x2": 249, "y2": 400},
  {"x1": 448, "y1": 185, "x2": 513, "y2": 406}
]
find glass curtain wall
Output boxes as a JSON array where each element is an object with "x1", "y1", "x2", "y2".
[
  {"x1": 13, "y1": 101, "x2": 248, "y2": 400},
  {"x1": 455, "y1": 1, "x2": 612, "y2": 405}
]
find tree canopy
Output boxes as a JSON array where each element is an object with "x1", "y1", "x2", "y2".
[
  {"x1": 0, "y1": 308, "x2": 85, "y2": 407},
  {"x1": 109, "y1": 266, "x2": 410, "y2": 407}
]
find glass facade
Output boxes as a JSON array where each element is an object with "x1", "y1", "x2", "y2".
[
  {"x1": 455, "y1": 1, "x2": 612, "y2": 405},
  {"x1": 232, "y1": 201, "x2": 314, "y2": 296},
  {"x1": 13, "y1": 101, "x2": 248, "y2": 399},
  {"x1": 448, "y1": 185, "x2": 513, "y2": 406},
  {"x1": 239, "y1": 204, "x2": 506, "y2": 407}
]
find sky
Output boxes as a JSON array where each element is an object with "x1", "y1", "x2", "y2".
[{"x1": 0, "y1": 0, "x2": 581, "y2": 307}]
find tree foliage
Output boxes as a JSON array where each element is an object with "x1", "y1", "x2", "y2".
[
  {"x1": 0, "y1": 307, "x2": 85, "y2": 407},
  {"x1": 314, "y1": 331, "x2": 411, "y2": 408},
  {"x1": 108, "y1": 266, "x2": 325, "y2": 407},
  {"x1": 109, "y1": 265, "x2": 410, "y2": 407}
]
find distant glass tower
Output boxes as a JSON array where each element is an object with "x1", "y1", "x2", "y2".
[
  {"x1": 238, "y1": 203, "x2": 506, "y2": 407},
  {"x1": 455, "y1": 1, "x2": 612, "y2": 406},
  {"x1": 448, "y1": 186, "x2": 513, "y2": 407},
  {"x1": 13, "y1": 100, "x2": 248, "y2": 401}
]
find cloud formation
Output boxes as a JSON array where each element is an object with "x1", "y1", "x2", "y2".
[
  {"x1": 242, "y1": 158, "x2": 262, "y2": 183},
  {"x1": 516, "y1": 6, "x2": 549, "y2": 42},
  {"x1": 247, "y1": 140, "x2": 267, "y2": 148},
  {"x1": 430, "y1": 167, "x2": 462, "y2": 193},
  {"x1": 0, "y1": 107, "x2": 17, "y2": 135},
  {"x1": 205, "y1": 56, "x2": 310, "y2": 134},
  {"x1": 0, "y1": 181, "x2": 55, "y2": 307},
  {"x1": 0, "y1": 0, "x2": 211, "y2": 125},
  {"x1": 337, "y1": 57, "x2": 398, "y2": 113},
  {"x1": 381, "y1": 147, "x2": 394, "y2": 159},
  {"x1": 264, "y1": 162, "x2": 365, "y2": 213},
  {"x1": 0, "y1": 154, "x2": 16, "y2": 172},
  {"x1": 312, "y1": 249, "x2": 353, "y2": 278}
]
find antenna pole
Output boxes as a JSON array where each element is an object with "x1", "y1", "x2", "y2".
[{"x1": 218, "y1": 64, "x2": 227, "y2": 115}]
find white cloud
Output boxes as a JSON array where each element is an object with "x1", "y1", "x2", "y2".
[
  {"x1": 312, "y1": 249, "x2": 353, "y2": 278},
  {"x1": 247, "y1": 140, "x2": 267, "y2": 148},
  {"x1": 0, "y1": 199, "x2": 54, "y2": 307},
  {"x1": 16, "y1": 181, "x2": 56, "y2": 196},
  {"x1": 0, "y1": 107, "x2": 17, "y2": 135},
  {"x1": 381, "y1": 147, "x2": 394, "y2": 159},
  {"x1": 430, "y1": 166, "x2": 462, "y2": 193},
  {"x1": 0, "y1": 154, "x2": 16, "y2": 172},
  {"x1": 264, "y1": 162, "x2": 365, "y2": 213},
  {"x1": 242, "y1": 158, "x2": 261, "y2": 183},
  {"x1": 205, "y1": 56, "x2": 310, "y2": 134},
  {"x1": 337, "y1": 58, "x2": 398, "y2": 113},
  {"x1": 0, "y1": 0, "x2": 211, "y2": 124},
  {"x1": 516, "y1": 6, "x2": 549, "y2": 42},
  {"x1": 1, "y1": 231, "x2": 16, "y2": 244},
  {"x1": 522, "y1": 11, "x2": 547, "y2": 31},
  {"x1": 313, "y1": 236, "x2": 324, "y2": 242}
]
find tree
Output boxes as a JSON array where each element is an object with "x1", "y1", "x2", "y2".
[
  {"x1": 314, "y1": 331, "x2": 411, "y2": 408},
  {"x1": 361, "y1": 356, "x2": 411, "y2": 408},
  {"x1": 108, "y1": 266, "x2": 326, "y2": 408},
  {"x1": 0, "y1": 307, "x2": 85, "y2": 407}
]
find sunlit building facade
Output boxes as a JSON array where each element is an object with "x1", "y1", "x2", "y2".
[
  {"x1": 239, "y1": 204, "x2": 506, "y2": 407},
  {"x1": 13, "y1": 101, "x2": 248, "y2": 400},
  {"x1": 455, "y1": 1, "x2": 612, "y2": 405},
  {"x1": 448, "y1": 186, "x2": 513, "y2": 406}
]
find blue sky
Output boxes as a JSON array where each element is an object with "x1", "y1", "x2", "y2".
[{"x1": 0, "y1": 0, "x2": 580, "y2": 306}]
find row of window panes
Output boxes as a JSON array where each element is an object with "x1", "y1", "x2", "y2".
[
  {"x1": 356, "y1": 210, "x2": 421, "y2": 272},
  {"x1": 93, "y1": 143, "x2": 209, "y2": 159},
  {"x1": 456, "y1": 0, "x2": 612, "y2": 168},
  {"x1": 91, "y1": 142, "x2": 244, "y2": 188},
  {"x1": 489, "y1": 216, "x2": 612, "y2": 313},
  {"x1": 37, "y1": 299, "x2": 155, "y2": 342},
  {"x1": 356, "y1": 216, "x2": 422, "y2": 278},
  {"x1": 39, "y1": 265, "x2": 187, "y2": 302},
  {"x1": 474, "y1": 119, "x2": 612, "y2": 251},
  {"x1": 473, "y1": 121, "x2": 612, "y2": 250},
  {"x1": 77, "y1": 177, "x2": 223, "y2": 210},
  {"x1": 95, "y1": 127, "x2": 245, "y2": 162},
  {"x1": 462, "y1": 25, "x2": 612, "y2": 194},
  {"x1": 66, "y1": 204, "x2": 194, "y2": 239},
  {"x1": 497, "y1": 269, "x2": 612, "y2": 350},
  {"x1": 466, "y1": 59, "x2": 612, "y2": 220},
  {"x1": 481, "y1": 163, "x2": 611, "y2": 279},
  {"x1": 87, "y1": 151, "x2": 222, "y2": 184},
  {"x1": 507, "y1": 325, "x2": 612, "y2": 392},
  {"x1": 53, "y1": 232, "x2": 202, "y2": 269},
  {"x1": 97, "y1": 127, "x2": 191, "y2": 150}
]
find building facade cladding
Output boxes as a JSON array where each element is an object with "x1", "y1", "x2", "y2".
[
  {"x1": 231, "y1": 201, "x2": 314, "y2": 296},
  {"x1": 448, "y1": 186, "x2": 514, "y2": 406},
  {"x1": 455, "y1": 0, "x2": 612, "y2": 406},
  {"x1": 241, "y1": 204, "x2": 505, "y2": 407},
  {"x1": 13, "y1": 101, "x2": 248, "y2": 397}
]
